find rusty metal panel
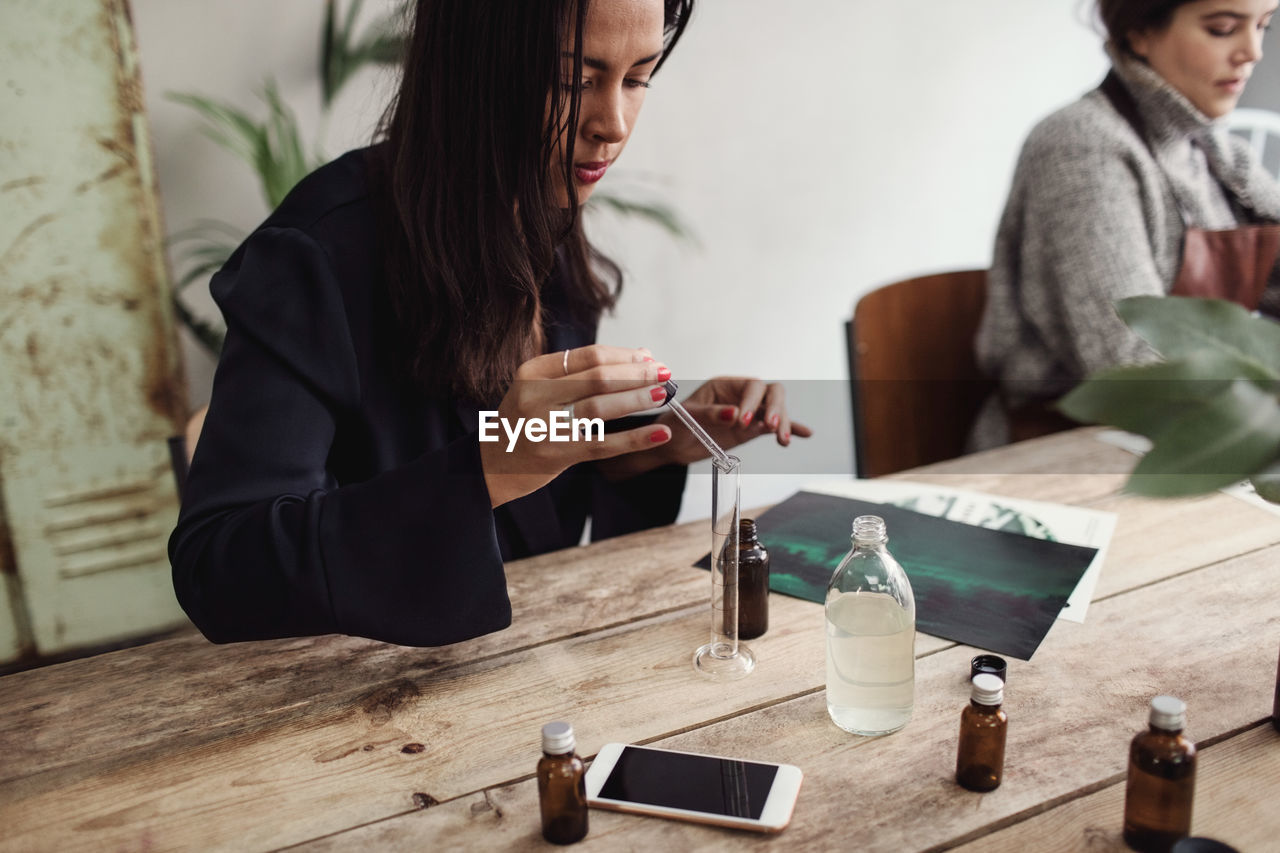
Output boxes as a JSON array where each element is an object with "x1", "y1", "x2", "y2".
[{"x1": 0, "y1": 0, "x2": 189, "y2": 656}]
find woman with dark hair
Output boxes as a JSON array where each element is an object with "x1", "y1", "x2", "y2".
[
  {"x1": 170, "y1": 0, "x2": 809, "y2": 647},
  {"x1": 972, "y1": 0, "x2": 1280, "y2": 449}
]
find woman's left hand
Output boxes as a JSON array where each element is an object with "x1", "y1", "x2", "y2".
[{"x1": 654, "y1": 376, "x2": 812, "y2": 466}]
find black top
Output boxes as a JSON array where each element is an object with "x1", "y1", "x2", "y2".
[{"x1": 169, "y1": 148, "x2": 686, "y2": 647}]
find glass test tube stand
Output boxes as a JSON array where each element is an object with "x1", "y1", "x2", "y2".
[{"x1": 693, "y1": 455, "x2": 755, "y2": 679}]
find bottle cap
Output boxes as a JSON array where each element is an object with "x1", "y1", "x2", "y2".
[
  {"x1": 970, "y1": 673, "x2": 1003, "y2": 705},
  {"x1": 541, "y1": 721, "x2": 576, "y2": 755},
  {"x1": 1149, "y1": 695, "x2": 1186, "y2": 731},
  {"x1": 970, "y1": 654, "x2": 1007, "y2": 684}
]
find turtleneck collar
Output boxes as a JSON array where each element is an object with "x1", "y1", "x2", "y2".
[
  {"x1": 1104, "y1": 41, "x2": 1274, "y2": 215},
  {"x1": 1106, "y1": 42, "x2": 1217, "y2": 144}
]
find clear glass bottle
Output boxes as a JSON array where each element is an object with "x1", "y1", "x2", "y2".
[
  {"x1": 537, "y1": 721, "x2": 588, "y2": 845},
  {"x1": 955, "y1": 673, "x2": 1007, "y2": 792},
  {"x1": 737, "y1": 518, "x2": 770, "y2": 640},
  {"x1": 1123, "y1": 696, "x2": 1196, "y2": 853},
  {"x1": 825, "y1": 515, "x2": 916, "y2": 735}
]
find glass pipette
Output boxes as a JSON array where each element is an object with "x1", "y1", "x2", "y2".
[{"x1": 661, "y1": 380, "x2": 735, "y2": 471}]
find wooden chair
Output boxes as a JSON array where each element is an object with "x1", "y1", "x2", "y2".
[{"x1": 846, "y1": 269, "x2": 995, "y2": 478}]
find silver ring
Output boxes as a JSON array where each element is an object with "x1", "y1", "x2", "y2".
[
  {"x1": 565, "y1": 403, "x2": 575, "y2": 421},
  {"x1": 562, "y1": 349, "x2": 571, "y2": 376}
]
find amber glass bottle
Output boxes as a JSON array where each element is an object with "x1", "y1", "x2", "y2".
[
  {"x1": 537, "y1": 721, "x2": 588, "y2": 844},
  {"x1": 737, "y1": 518, "x2": 770, "y2": 640},
  {"x1": 955, "y1": 673, "x2": 1007, "y2": 792},
  {"x1": 1123, "y1": 696, "x2": 1196, "y2": 852}
]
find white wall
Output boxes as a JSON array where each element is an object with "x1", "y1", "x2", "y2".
[
  {"x1": 131, "y1": 1, "x2": 1109, "y2": 520},
  {"x1": 1240, "y1": 22, "x2": 1280, "y2": 110}
]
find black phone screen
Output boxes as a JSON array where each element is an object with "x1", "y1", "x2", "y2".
[{"x1": 597, "y1": 746, "x2": 780, "y2": 819}]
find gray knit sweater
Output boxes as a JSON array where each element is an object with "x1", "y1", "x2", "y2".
[{"x1": 971, "y1": 49, "x2": 1280, "y2": 450}]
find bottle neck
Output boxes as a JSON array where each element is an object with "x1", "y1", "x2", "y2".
[
  {"x1": 1148, "y1": 723, "x2": 1183, "y2": 736},
  {"x1": 852, "y1": 515, "x2": 888, "y2": 549},
  {"x1": 739, "y1": 518, "x2": 759, "y2": 547},
  {"x1": 970, "y1": 699, "x2": 1002, "y2": 712},
  {"x1": 543, "y1": 748, "x2": 576, "y2": 759}
]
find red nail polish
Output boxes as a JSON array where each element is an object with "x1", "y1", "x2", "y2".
[
  {"x1": 769, "y1": 414, "x2": 780, "y2": 429},
  {"x1": 649, "y1": 429, "x2": 668, "y2": 443},
  {"x1": 782, "y1": 431, "x2": 790, "y2": 442},
  {"x1": 650, "y1": 386, "x2": 666, "y2": 402},
  {"x1": 657, "y1": 366, "x2": 671, "y2": 382},
  {"x1": 720, "y1": 407, "x2": 736, "y2": 422},
  {"x1": 742, "y1": 411, "x2": 753, "y2": 427},
  {"x1": 642, "y1": 356, "x2": 654, "y2": 362}
]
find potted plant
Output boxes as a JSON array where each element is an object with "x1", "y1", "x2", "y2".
[{"x1": 1058, "y1": 295, "x2": 1280, "y2": 504}]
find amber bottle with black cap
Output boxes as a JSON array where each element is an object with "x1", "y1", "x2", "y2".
[{"x1": 737, "y1": 518, "x2": 770, "y2": 640}]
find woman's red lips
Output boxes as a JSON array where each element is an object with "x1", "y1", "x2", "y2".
[{"x1": 574, "y1": 161, "x2": 609, "y2": 183}]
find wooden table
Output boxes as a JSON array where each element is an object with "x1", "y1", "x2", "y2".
[{"x1": 2, "y1": 428, "x2": 1278, "y2": 852}]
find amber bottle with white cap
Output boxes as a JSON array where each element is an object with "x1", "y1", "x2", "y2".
[
  {"x1": 537, "y1": 721, "x2": 588, "y2": 844},
  {"x1": 1123, "y1": 696, "x2": 1196, "y2": 852},
  {"x1": 955, "y1": 673, "x2": 1007, "y2": 792}
]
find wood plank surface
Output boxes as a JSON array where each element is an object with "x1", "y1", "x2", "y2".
[
  {"x1": 0, "y1": 432, "x2": 1133, "y2": 789},
  {"x1": 296, "y1": 545, "x2": 1279, "y2": 851},
  {"x1": 3, "y1": 595, "x2": 950, "y2": 851},
  {"x1": 950, "y1": 723, "x2": 1280, "y2": 853},
  {"x1": 3, "y1": 472, "x2": 1253, "y2": 798},
  {"x1": 4, "y1": 429, "x2": 1278, "y2": 852},
  {"x1": 0, "y1": 516, "x2": 713, "y2": 785}
]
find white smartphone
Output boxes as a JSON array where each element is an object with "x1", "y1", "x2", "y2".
[{"x1": 585, "y1": 743, "x2": 803, "y2": 833}]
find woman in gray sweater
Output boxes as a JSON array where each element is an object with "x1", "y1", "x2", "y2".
[{"x1": 972, "y1": 0, "x2": 1280, "y2": 450}]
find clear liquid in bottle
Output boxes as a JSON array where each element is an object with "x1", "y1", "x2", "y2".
[
  {"x1": 825, "y1": 515, "x2": 916, "y2": 736},
  {"x1": 825, "y1": 592, "x2": 914, "y2": 734}
]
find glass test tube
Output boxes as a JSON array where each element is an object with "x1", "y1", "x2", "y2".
[{"x1": 693, "y1": 453, "x2": 755, "y2": 679}]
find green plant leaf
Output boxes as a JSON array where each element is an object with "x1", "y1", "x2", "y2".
[
  {"x1": 168, "y1": 220, "x2": 242, "y2": 290},
  {"x1": 171, "y1": 295, "x2": 227, "y2": 355},
  {"x1": 1056, "y1": 352, "x2": 1261, "y2": 438},
  {"x1": 166, "y1": 92, "x2": 263, "y2": 166},
  {"x1": 168, "y1": 84, "x2": 318, "y2": 209},
  {"x1": 587, "y1": 192, "x2": 698, "y2": 244},
  {"x1": 258, "y1": 79, "x2": 314, "y2": 207},
  {"x1": 1251, "y1": 461, "x2": 1280, "y2": 503},
  {"x1": 1125, "y1": 378, "x2": 1280, "y2": 497},
  {"x1": 321, "y1": 0, "x2": 407, "y2": 106},
  {"x1": 1117, "y1": 295, "x2": 1280, "y2": 377}
]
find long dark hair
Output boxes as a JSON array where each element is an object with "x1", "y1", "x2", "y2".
[
  {"x1": 376, "y1": 0, "x2": 695, "y2": 403},
  {"x1": 1097, "y1": 0, "x2": 1195, "y2": 56}
]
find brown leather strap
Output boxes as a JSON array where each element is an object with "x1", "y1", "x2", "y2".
[{"x1": 1172, "y1": 224, "x2": 1280, "y2": 309}]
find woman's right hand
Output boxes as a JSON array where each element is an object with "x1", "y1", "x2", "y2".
[{"x1": 479, "y1": 345, "x2": 674, "y2": 507}]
